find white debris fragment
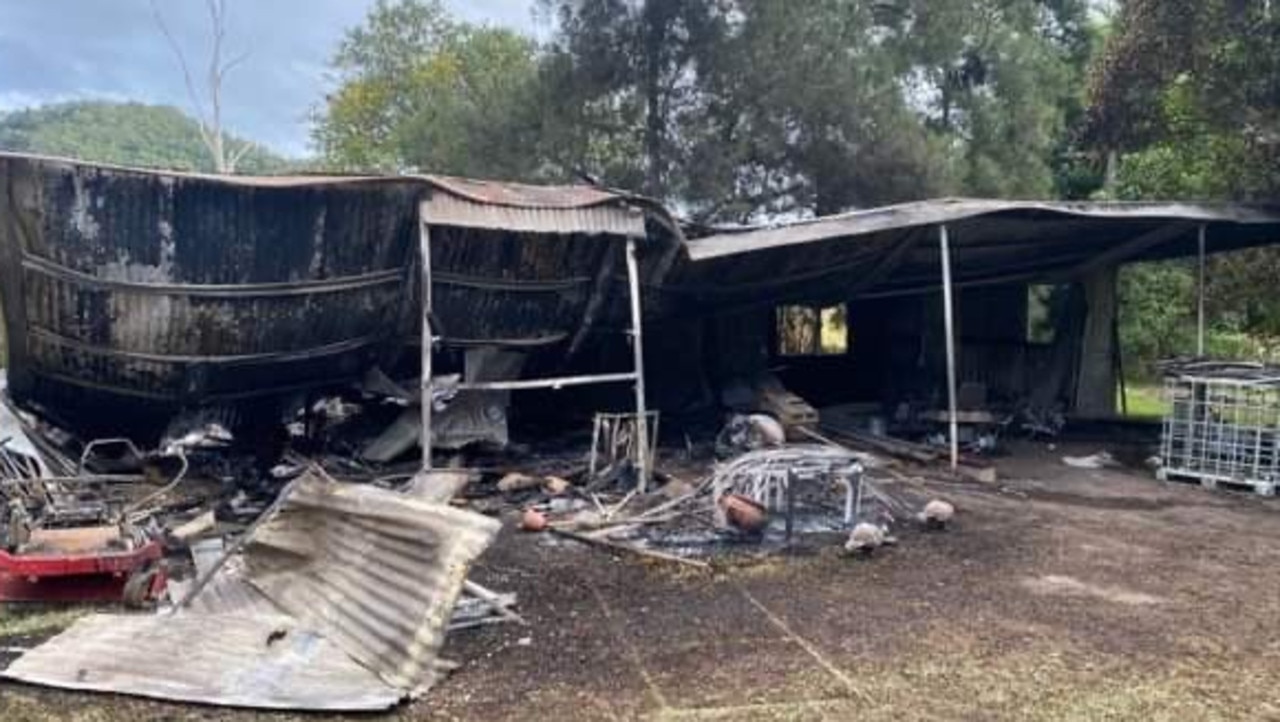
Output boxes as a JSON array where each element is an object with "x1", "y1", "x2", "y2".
[
  {"x1": 916, "y1": 499, "x2": 955, "y2": 530},
  {"x1": 1062, "y1": 451, "x2": 1119, "y2": 470}
]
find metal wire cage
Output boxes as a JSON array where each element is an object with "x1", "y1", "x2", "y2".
[{"x1": 1159, "y1": 361, "x2": 1280, "y2": 496}]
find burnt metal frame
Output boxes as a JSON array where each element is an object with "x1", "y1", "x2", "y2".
[{"x1": 416, "y1": 213, "x2": 652, "y2": 491}]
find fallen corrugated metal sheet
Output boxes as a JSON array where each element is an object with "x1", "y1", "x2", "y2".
[
  {"x1": 233, "y1": 475, "x2": 498, "y2": 691},
  {"x1": 2, "y1": 471, "x2": 501, "y2": 710},
  {"x1": 2, "y1": 613, "x2": 401, "y2": 711}
]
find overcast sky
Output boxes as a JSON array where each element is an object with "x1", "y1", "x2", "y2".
[{"x1": 0, "y1": 0, "x2": 537, "y2": 156}]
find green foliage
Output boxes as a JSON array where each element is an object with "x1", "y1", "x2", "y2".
[
  {"x1": 314, "y1": 0, "x2": 547, "y2": 180},
  {"x1": 1118, "y1": 262, "x2": 1195, "y2": 377},
  {"x1": 897, "y1": 0, "x2": 1093, "y2": 199},
  {"x1": 536, "y1": 0, "x2": 1088, "y2": 219},
  {"x1": 1086, "y1": 1, "x2": 1280, "y2": 368},
  {"x1": 316, "y1": 0, "x2": 1090, "y2": 218},
  {"x1": 0, "y1": 101, "x2": 288, "y2": 174}
]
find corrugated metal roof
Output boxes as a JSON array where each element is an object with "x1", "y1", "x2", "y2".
[
  {"x1": 422, "y1": 174, "x2": 629, "y2": 209},
  {"x1": 2, "y1": 472, "x2": 501, "y2": 711},
  {"x1": 421, "y1": 190, "x2": 648, "y2": 236},
  {"x1": 687, "y1": 198, "x2": 1280, "y2": 260}
]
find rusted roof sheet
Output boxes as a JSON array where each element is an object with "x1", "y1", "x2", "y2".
[
  {"x1": 420, "y1": 180, "x2": 649, "y2": 236},
  {"x1": 687, "y1": 198, "x2": 1280, "y2": 261},
  {"x1": 2, "y1": 472, "x2": 501, "y2": 711},
  {"x1": 423, "y1": 174, "x2": 629, "y2": 209}
]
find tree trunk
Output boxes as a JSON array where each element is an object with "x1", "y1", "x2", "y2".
[{"x1": 642, "y1": 0, "x2": 666, "y2": 198}]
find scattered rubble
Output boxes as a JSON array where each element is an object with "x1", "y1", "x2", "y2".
[{"x1": 0, "y1": 354, "x2": 981, "y2": 711}]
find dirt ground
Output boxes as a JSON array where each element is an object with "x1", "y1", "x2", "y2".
[{"x1": 4, "y1": 441, "x2": 1280, "y2": 721}]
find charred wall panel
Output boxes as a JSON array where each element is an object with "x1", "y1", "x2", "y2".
[
  {"x1": 0, "y1": 155, "x2": 422, "y2": 435},
  {"x1": 428, "y1": 225, "x2": 619, "y2": 346}
]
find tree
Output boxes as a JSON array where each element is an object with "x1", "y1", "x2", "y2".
[
  {"x1": 539, "y1": 0, "x2": 730, "y2": 199},
  {"x1": 153, "y1": 0, "x2": 256, "y2": 173},
  {"x1": 314, "y1": 0, "x2": 547, "y2": 180},
  {"x1": 1085, "y1": 0, "x2": 1280, "y2": 201},
  {"x1": 540, "y1": 0, "x2": 1089, "y2": 219},
  {"x1": 0, "y1": 101, "x2": 287, "y2": 173},
  {"x1": 884, "y1": 0, "x2": 1093, "y2": 198},
  {"x1": 687, "y1": 0, "x2": 951, "y2": 219},
  {"x1": 1083, "y1": 1, "x2": 1280, "y2": 367}
]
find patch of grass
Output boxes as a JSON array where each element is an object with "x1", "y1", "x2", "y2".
[
  {"x1": 1121, "y1": 382, "x2": 1169, "y2": 418},
  {"x1": 0, "y1": 607, "x2": 86, "y2": 640}
]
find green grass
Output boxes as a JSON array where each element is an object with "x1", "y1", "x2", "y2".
[
  {"x1": 0, "y1": 607, "x2": 86, "y2": 640},
  {"x1": 1121, "y1": 382, "x2": 1169, "y2": 418}
]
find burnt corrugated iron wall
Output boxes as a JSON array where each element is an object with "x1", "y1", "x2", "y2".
[
  {"x1": 428, "y1": 224, "x2": 619, "y2": 347},
  {"x1": 0, "y1": 155, "x2": 421, "y2": 434}
]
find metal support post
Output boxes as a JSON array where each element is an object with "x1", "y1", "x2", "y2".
[
  {"x1": 939, "y1": 224, "x2": 959, "y2": 472},
  {"x1": 419, "y1": 218, "x2": 434, "y2": 473},
  {"x1": 625, "y1": 238, "x2": 650, "y2": 492},
  {"x1": 1197, "y1": 224, "x2": 1207, "y2": 357}
]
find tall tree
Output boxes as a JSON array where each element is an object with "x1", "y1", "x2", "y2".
[
  {"x1": 1085, "y1": 1, "x2": 1280, "y2": 367},
  {"x1": 886, "y1": 0, "x2": 1092, "y2": 198},
  {"x1": 538, "y1": 0, "x2": 728, "y2": 198},
  {"x1": 314, "y1": 0, "x2": 547, "y2": 180},
  {"x1": 688, "y1": 0, "x2": 950, "y2": 219}
]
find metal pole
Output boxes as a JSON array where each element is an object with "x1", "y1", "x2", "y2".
[
  {"x1": 419, "y1": 217, "x2": 434, "y2": 473},
  {"x1": 1197, "y1": 224, "x2": 1206, "y2": 357},
  {"x1": 625, "y1": 238, "x2": 650, "y2": 492},
  {"x1": 939, "y1": 225, "x2": 959, "y2": 472}
]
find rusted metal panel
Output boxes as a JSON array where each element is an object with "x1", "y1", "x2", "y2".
[
  {"x1": 3, "y1": 472, "x2": 500, "y2": 710},
  {"x1": 422, "y1": 189, "x2": 647, "y2": 236}
]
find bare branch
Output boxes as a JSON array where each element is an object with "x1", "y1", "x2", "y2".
[
  {"x1": 221, "y1": 48, "x2": 251, "y2": 78},
  {"x1": 228, "y1": 140, "x2": 256, "y2": 171},
  {"x1": 151, "y1": 0, "x2": 211, "y2": 130},
  {"x1": 152, "y1": 0, "x2": 256, "y2": 173}
]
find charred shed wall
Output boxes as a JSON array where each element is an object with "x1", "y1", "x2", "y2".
[{"x1": 0, "y1": 155, "x2": 423, "y2": 436}]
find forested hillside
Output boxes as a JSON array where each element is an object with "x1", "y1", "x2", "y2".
[{"x1": 0, "y1": 101, "x2": 288, "y2": 174}]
